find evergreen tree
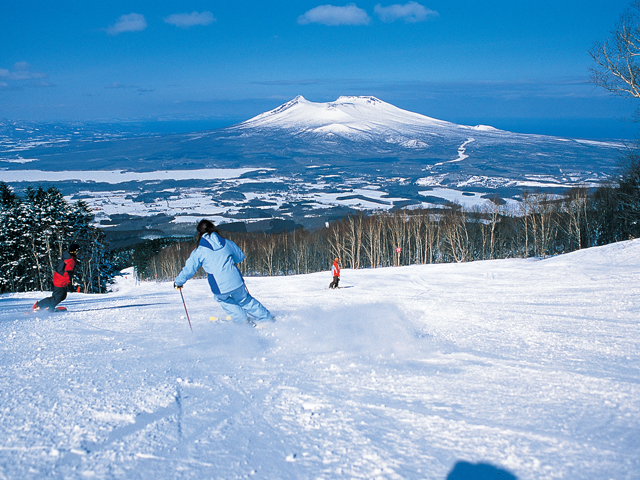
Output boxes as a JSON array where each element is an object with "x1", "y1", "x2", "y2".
[
  {"x1": 0, "y1": 183, "x2": 20, "y2": 292},
  {"x1": 0, "y1": 183, "x2": 118, "y2": 293}
]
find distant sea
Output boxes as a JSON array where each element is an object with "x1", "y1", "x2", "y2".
[{"x1": 108, "y1": 118, "x2": 240, "y2": 135}]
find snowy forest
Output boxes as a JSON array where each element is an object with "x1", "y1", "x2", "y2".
[
  {"x1": 2, "y1": 153, "x2": 639, "y2": 290},
  {"x1": 139, "y1": 155, "x2": 640, "y2": 281},
  {"x1": 0, "y1": 182, "x2": 119, "y2": 294},
  {"x1": 141, "y1": 192, "x2": 592, "y2": 281}
]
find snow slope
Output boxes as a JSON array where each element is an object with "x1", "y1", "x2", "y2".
[{"x1": 1, "y1": 240, "x2": 639, "y2": 479}]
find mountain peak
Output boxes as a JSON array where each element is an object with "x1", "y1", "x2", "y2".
[
  {"x1": 334, "y1": 95, "x2": 384, "y2": 105},
  {"x1": 260, "y1": 95, "x2": 308, "y2": 117},
  {"x1": 236, "y1": 95, "x2": 457, "y2": 136}
]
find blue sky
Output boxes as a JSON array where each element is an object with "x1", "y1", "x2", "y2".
[{"x1": 0, "y1": 0, "x2": 636, "y2": 139}]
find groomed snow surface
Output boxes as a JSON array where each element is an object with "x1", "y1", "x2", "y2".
[{"x1": 1, "y1": 240, "x2": 639, "y2": 480}]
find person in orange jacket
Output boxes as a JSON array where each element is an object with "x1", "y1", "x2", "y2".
[
  {"x1": 33, "y1": 244, "x2": 79, "y2": 312},
  {"x1": 329, "y1": 257, "x2": 340, "y2": 289}
]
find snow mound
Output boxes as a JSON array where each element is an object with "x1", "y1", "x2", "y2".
[
  {"x1": 108, "y1": 266, "x2": 136, "y2": 293},
  {"x1": 472, "y1": 124, "x2": 500, "y2": 132}
]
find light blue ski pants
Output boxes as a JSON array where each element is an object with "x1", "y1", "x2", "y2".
[{"x1": 214, "y1": 284, "x2": 273, "y2": 324}]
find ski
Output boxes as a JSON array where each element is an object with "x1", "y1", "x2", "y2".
[
  {"x1": 208, "y1": 316, "x2": 273, "y2": 329},
  {"x1": 27, "y1": 305, "x2": 68, "y2": 314}
]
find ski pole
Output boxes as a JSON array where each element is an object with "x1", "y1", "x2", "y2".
[{"x1": 179, "y1": 288, "x2": 193, "y2": 332}]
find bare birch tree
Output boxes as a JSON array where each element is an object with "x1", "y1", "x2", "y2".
[
  {"x1": 590, "y1": 1, "x2": 640, "y2": 102},
  {"x1": 441, "y1": 205, "x2": 469, "y2": 262},
  {"x1": 345, "y1": 214, "x2": 363, "y2": 269},
  {"x1": 519, "y1": 192, "x2": 533, "y2": 258}
]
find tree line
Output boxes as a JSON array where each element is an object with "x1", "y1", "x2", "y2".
[
  {"x1": 3, "y1": 153, "x2": 639, "y2": 291},
  {"x1": 0, "y1": 182, "x2": 119, "y2": 293},
  {"x1": 138, "y1": 158, "x2": 640, "y2": 281}
]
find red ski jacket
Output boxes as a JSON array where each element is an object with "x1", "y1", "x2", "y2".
[
  {"x1": 332, "y1": 260, "x2": 340, "y2": 277},
  {"x1": 53, "y1": 252, "x2": 76, "y2": 288}
]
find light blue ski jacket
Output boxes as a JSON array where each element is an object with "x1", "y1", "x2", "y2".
[{"x1": 175, "y1": 233, "x2": 245, "y2": 295}]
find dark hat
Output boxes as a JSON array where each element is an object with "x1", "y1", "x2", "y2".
[{"x1": 69, "y1": 243, "x2": 80, "y2": 254}]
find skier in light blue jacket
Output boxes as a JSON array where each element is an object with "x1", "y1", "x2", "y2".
[{"x1": 174, "y1": 219, "x2": 274, "y2": 326}]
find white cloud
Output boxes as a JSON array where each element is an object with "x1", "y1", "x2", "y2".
[
  {"x1": 164, "y1": 11, "x2": 216, "y2": 28},
  {"x1": 298, "y1": 4, "x2": 371, "y2": 26},
  {"x1": 0, "y1": 62, "x2": 46, "y2": 81},
  {"x1": 106, "y1": 13, "x2": 147, "y2": 35},
  {"x1": 374, "y1": 2, "x2": 438, "y2": 23},
  {"x1": 104, "y1": 83, "x2": 133, "y2": 89},
  {"x1": 13, "y1": 61, "x2": 30, "y2": 71}
]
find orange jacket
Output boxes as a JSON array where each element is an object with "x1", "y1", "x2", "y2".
[{"x1": 332, "y1": 260, "x2": 340, "y2": 277}]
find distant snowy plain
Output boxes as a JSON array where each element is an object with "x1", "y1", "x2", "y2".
[{"x1": 1, "y1": 240, "x2": 639, "y2": 479}]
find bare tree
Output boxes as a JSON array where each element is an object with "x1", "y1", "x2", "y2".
[
  {"x1": 441, "y1": 204, "x2": 470, "y2": 262},
  {"x1": 519, "y1": 192, "x2": 533, "y2": 258},
  {"x1": 389, "y1": 211, "x2": 407, "y2": 266},
  {"x1": 532, "y1": 193, "x2": 556, "y2": 257},
  {"x1": 590, "y1": 1, "x2": 640, "y2": 103},
  {"x1": 261, "y1": 234, "x2": 277, "y2": 275},
  {"x1": 364, "y1": 214, "x2": 382, "y2": 268},
  {"x1": 410, "y1": 211, "x2": 425, "y2": 264},
  {"x1": 485, "y1": 196, "x2": 503, "y2": 260},
  {"x1": 345, "y1": 214, "x2": 363, "y2": 269},
  {"x1": 328, "y1": 222, "x2": 346, "y2": 265},
  {"x1": 424, "y1": 213, "x2": 439, "y2": 264},
  {"x1": 563, "y1": 187, "x2": 589, "y2": 250}
]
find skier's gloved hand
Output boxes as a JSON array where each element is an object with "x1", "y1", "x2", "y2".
[{"x1": 174, "y1": 282, "x2": 183, "y2": 290}]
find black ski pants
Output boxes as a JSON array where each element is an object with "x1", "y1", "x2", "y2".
[
  {"x1": 36, "y1": 285, "x2": 68, "y2": 311},
  {"x1": 329, "y1": 276, "x2": 340, "y2": 289}
]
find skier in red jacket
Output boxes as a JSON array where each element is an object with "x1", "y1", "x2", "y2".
[
  {"x1": 33, "y1": 244, "x2": 79, "y2": 312},
  {"x1": 329, "y1": 257, "x2": 340, "y2": 289}
]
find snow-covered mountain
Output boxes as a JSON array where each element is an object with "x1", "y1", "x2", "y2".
[
  {"x1": 241, "y1": 95, "x2": 457, "y2": 131},
  {"x1": 233, "y1": 95, "x2": 499, "y2": 147}
]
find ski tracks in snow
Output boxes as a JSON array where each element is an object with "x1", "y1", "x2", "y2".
[{"x1": 2, "y1": 242, "x2": 640, "y2": 479}]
